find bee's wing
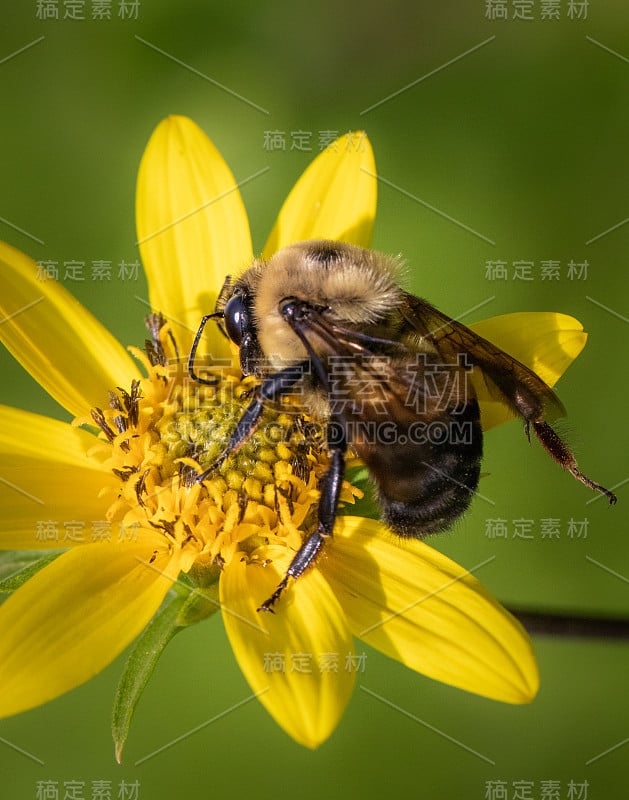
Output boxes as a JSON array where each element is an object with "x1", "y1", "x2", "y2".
[
  {"x1": 295, "y1": 308, "x2": 468, "y2": 425},
  {"x1": 398, "y1": 293, "x2": 566, "y2": 423}
]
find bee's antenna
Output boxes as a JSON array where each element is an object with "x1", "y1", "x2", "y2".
[{"x1": 188, "y1": 312, "x2": 224, "y2": 385}]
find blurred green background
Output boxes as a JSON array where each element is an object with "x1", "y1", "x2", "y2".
[{"x1": 1, "y1": 1, "x2": 627, "y2": 798}]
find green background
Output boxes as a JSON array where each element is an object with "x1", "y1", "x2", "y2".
[{"x1": 1, "y1": 1, "x2": 627, "y2": 798}]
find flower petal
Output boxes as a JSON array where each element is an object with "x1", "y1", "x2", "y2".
[
  {"x1": 322, "y1": 517, "x2": 538, "y2": 704},
  {"x1": 469, "y1": 312, "x2": 587, "y2": 430},
  {"x1": 136, "y1": 116, "x2": 253, "y2": 357},
  {"x1": 220, "y1": 547, "x2": 355, "y2": 748},
  {"x1": 0, "y1": 241, "x2": 141, "y2": 418},
  {"x1": 263, "y1": 132, "x2": 377, "y2": 256},
  {"x1": 0, "y1": 539, "x2": 180, "y2": 718},
  {"x1": 0, "y1": 405, "x2": 118, "y2": 549}
]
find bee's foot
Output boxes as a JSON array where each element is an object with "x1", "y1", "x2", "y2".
[{"x1": 257, "y1": 577, "x2": 289, "y2": 613}]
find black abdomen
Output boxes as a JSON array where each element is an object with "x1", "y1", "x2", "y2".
[{"x1": 359, "y1": 399, "x2": 483, "y2": 538}]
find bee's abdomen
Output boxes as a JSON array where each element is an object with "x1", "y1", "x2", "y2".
[{"x1": 365, "y1": 400, "x2": 483, "y2": 538}]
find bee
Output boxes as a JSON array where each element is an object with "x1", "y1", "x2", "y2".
[{"x1": 189, "y1": 240, "x2": 617, "y2": 611}]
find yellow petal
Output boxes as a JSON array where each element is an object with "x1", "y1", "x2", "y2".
[
  {"x1": 469, "y1": 312, "x2": 587, "y2": 430},
  {"x1": 263, "y1": 132, "x2": 377, "y2": 256},
  {"x1": 136, "y1": 116, "x2": 253, "y2": 357},
  {"x1": 0, "y1": 241, "x2": 141, "y2": 418},
  {"x1": 0, "y1": 539, "x2": 180, "y2": 718},
  {"x1": 322, "y1": 517, "x2": 538, "y2": 704},
  {"x1": 220, "y1": 547, "x2": 355, "y2": 748},
  {"x1": 0, "y1": 405, "x2": 116, "y2": 549}
]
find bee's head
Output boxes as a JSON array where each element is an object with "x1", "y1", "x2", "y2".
[{"x1": 213, "y1": 241, "x2": 404, "y2": 373}]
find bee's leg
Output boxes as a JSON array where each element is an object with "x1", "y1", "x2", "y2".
[
  {"x1": 194, "y1": 360, "x2": 309, "y2": 483},
  {"x1": 529, "y1": 421, "x2": 617, "y2": 504},
  {"x1": 258, "y1": 420, "x2": 347, "y2": 612},
  {"x1": 509, "y1": 386, "x2": 617, "y2": 504}
]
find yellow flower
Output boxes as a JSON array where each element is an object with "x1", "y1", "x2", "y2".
[{"x1": 0, "y1": 116, "x2": 585, "y2": 751}]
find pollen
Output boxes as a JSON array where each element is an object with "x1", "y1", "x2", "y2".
[{"x1": 83, "y1": 316, "x2": 358, "y2": 588}]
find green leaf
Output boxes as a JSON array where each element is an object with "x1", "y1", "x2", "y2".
[
  {"x1": 0, "y1": 550, "x2": 64, "y2": 593},
  {"x1": 112, "y1": 590, "x2": 188, "y2": 763},
  {"x1": 112, "y1": 581, "x2": 223, "y2": 762}
]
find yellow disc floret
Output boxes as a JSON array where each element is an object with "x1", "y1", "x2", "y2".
[{"x1": 82, "y1": 317, "x2": 358, "y2": 591}]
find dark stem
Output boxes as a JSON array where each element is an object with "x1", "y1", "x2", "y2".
[{"x1": 508, "y1": 608, "x2": 629, "y2": 640}]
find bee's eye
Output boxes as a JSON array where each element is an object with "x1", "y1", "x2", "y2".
[{"x1": 223, "y1": 294, "x2": 248, "y2": 345}]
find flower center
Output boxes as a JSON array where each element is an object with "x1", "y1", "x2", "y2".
[{"x1": 85, "y1": 317, "x2": 357, "y2": 588}]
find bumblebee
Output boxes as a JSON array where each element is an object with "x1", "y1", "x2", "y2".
[{"x1": 189, "y1": 240, "x2": 616, "y2": 610}]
